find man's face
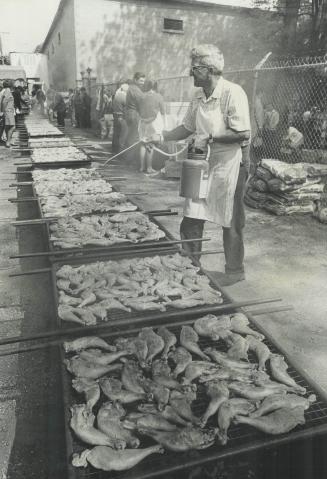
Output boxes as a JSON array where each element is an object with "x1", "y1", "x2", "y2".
[
  {"x1": 190, "y1": 61, "x2": 211, "y2": 87},
  {"x1": 136, "y1": 77, "x2": 145, "y2": 88}
]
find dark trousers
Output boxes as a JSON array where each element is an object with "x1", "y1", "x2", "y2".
[
  {"x1": 57, "y1": 111, "x2": 65, "y2": 127},
  {"x1": 180, "y1": 165, "x2": 247, "y2": 274}
]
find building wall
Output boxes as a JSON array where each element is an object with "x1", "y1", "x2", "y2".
[
  {"x1": 10, "y1": 53, "x2": 49, "y2": 84},
  {"x1": 43, "y1": 0, "x2": 77, "y2": 90},
  {"x1": 73, "y1": 0, "x2": 283, "y2": 84}
]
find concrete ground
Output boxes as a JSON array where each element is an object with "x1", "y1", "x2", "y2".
[{"x1": 0, "y1": 125, "x2": 326, "y2": 478}]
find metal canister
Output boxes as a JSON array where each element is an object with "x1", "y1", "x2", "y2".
[{"x1": 179, "y1": 146, "x2": 210, "y2": 200}]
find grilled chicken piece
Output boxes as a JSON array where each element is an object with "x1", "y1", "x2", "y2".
[
  {"x1": 58, "y1": 305, "x2": 85, "y2": 325},
  {"x1": 230, "y1": 313, "x2": 264, "y2": 339},
  {"x1": 168, "y1": 347, "x2": 193, "y2": 378},
  {"x1": 70, "y1": 404, "x2": 112, "y2": 446},
  {"x1": 228, "y1": 381, "x2": 289, "y2": 401},
  {"x1": 129, "y1": 338, "x2": 148, "y2": 368},
  {"x1": 169, "y1": 389, "x2": 200, "y2": 426},
  {"x1": 246, "y1": 336, "x2": 270, "y2": 370},
  {"x1": 152, "y1": 359, "x2": 184, "y2": 392},
  {"x1": 97, "y1": 402, "x2": 140, "y2": 449},
  {"x1": 124, "y1": 412, "x2": 177, "y2": 432},
  {"x1": 100, "y1": 377, "x2": 146, "y2": 404},
  {"x1": 72, "y1": 378, "x2": 100, "y2": 411},
  {"x1": 121, "y1": 360, "x2": 147, "y2": 394},
  {"x1": 139, "y1": 378, "x2": 170, "y2": 411},
  {"x1": 218, "y1": 398, "x2": 255, "y2": 445},
  {"x1": 251, "y1": 393, "x2": 316, "y2": 418},
  {"x1": 180, "y1": 326, "x2": 209, "y2": 360},
  {"x1": 200, "y1": 380, "x2": 229, "y2": 427},
  {"x1": 87, "y1": 304, "x2": 107, "y2": 321},
  {"x1": 59, "y1": 291, "x2": 81, "y2": 306},
  {"x1": 205, "y1": 348, "x2": 256, "y2": 370},
  {"x1": 79, "y1": 292, "x2": 97, "y2": 308},
  {"x1": 99, "y1": 298, "x2": 131, "y2": 313},
  {"x1": 138, "y1": 426, "x2": 217, "y2": 452},
  {"x1": 182, "y1": 361, "x2": 219, "y2": 384},
  {"x1": 64, "y1": 356, "x2": 122, "y2": 379},
  {"x1": 138, "y1": 327, "x2": 165, "y2": 365},
  {"x1": 137, "y1": 403, "x2": 190, "y2": 427},
  {"x1": 72, "y1": 445, "x2": 164, "y2": 471},
  {"x1": 157, "y1": 327, "x2": 177, "y2": 359},
  {"x1": 79, "y1": 348, "x2": 130, "y2": 365},
  {"x1": 226, "y1": 333, "x2": 249, "y2": 361},
  {"x1": 193, "y1": 314, "x2": 231, "y2": 340},
  {"x1": 63, "y1": 336, "x2": 116, "y2": 353},
  {"x1": 270, "y1": 354, "x2": 306, "y2": 394},
  {"x1": 234, "y1": 406, "x2": 306, "y2": 435},
  {"x1": 123, "y1": 298, "x2": 165, "y2": 312}
]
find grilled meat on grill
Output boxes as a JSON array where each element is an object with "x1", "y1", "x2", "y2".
[
  {"x1": 246, "y1": 336, "x2": 271, "y2": 370},
  {"x1": 72, "y1": 444, "x2": 164, "y2": 471},
  {"x1": 157, "y1": 327, "x2": 177, "y2": 359},
  {"x1": 218, "y1": 398, "x2": 256, "y2": 445},
  {"x1": 234, "y1": 406, "x2": 306, "y2": 434},
  {"x1": 121, "y1": 360, "x2": 147, "y2": 394},
  {"x1": 228, "y1": 381, "x2": 289, "y2": 400},
  {"x1": 193, "y1": 314, "x2": 230, "y2": 340},
  {"x1": 138, "y1": 327, "x2": 165, "y2": 365},
  {"x1": 97, "y1": 402, "x2": 140, "y2": 449},
  {"x1": 139, "y1": 378, "x2": 170, "y2": 411},
  {"x1": 182, "y1": 361, "x2": 220, "y2": 384},
  {"x1": 124, "y1": 412, "x2": 177, "y2": 432},
  {"x1": 64, "y1": 356, "x2": 122, "y2": 379},
  {"x1": 70, "y1": 404, "x2": 113, "y2": 446},
  {"x1": 137, "y1": 403, "x2": 191, "y2": 427},
  {"x1": 205, "y1": 348, "x2": 256, "y2": 370},
  {"x1": 63, "y1": 336, "x2": 116, "y2": 353},
  {"x1": 251, "y1": 393, "x2": 316, "y2": 418},
  {"x1": 230, "y1": 313, "x2": 264, "y2": 339},
  {"x1": 226, "y1": 333, "x2": 249, "y2": 361},
  {"x1": 79, "y1": 348, "x2": 130, "y2": 365},
  {"x1": 152, "y1": 359, "x2": 185, "y2": 392},
  {"x1": 269, "y1": 354, "x2": 306, "y2": 394},
  {"x1": 169, "y1": 347, "x2": 193, "y2": 378},
  {"x1": 138, "y1": 426, "x2": 217, "y2": 452},
  {"x1": 169, "y1": 389, "x2": 200, "y2": 426},
  {"x1": 100, "y1": 377, "x2": 147, "y2": 404},
  {"x1": 200, "y1": 380, "x2": 229, "y2": 428},
  {"x1": 180, "y1": 326, "x2": 210, "y2": 360},
  {"x1": 72, "y1": 378, "x2": 100, "y2": 410}
]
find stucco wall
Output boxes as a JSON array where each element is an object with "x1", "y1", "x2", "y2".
[
  {"x1": 43, "y1": 0, "x2": 77, "y2": 90},
  {"x1": 74, "y1": 0, "x2": 282, "y2": 84}
]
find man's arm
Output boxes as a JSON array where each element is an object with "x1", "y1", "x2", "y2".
[
  {"x1": 213, "y1": 129, "x2": 251, "y2": 144},
  {"x1": 163, "y1": 125, "x2": 193, "y2": 142}
]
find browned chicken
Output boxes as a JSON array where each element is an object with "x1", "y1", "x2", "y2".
[
  {"x1": 226, "y1": 333, "x2": 249, "y2": 361},
  {"x1": 72, "y1": 378, "x2": 100, "y2": 410},
  {"x1": 269, "y1": 354, "x2": 306, "y2": 394},
  {"x1": 180, "y1": 326, "x2": 210, "y2": 360},
  {"x1": 139, "y1": 378, "x2": 170, "y2": 411},
  {"x1": 218, "y1": 398, "x2": 255, "y2": 445},
  {"x1": 234, "y1": 406, "x2": 306, "y2": 434},
  {"x1": 138, "y1": 327, "x2": 165, "y2": 365},
  {"x1": 70, "y1": 404, "x2": 113, "y2": 446},
  {"x1": 79, "y1": 348, "x2": 130, "y2": 365},
  {"x1": 169, "y1": 347, "x2": 193, "y2": 378},
  {"x1": 72, "y1": 444, "x2": 163, "y2": 471},
  {"x1": 100, "y1": 377, "x2": 146, "y2": 404},
  {"x1": 137, "y1": 403, "x2": 190, "y2": 427},
  {"x1": 169, "y1": 389, "x2": 200, "y2": 426},
  {"x1": 228, "y1": 381, "x2": 289, "y2": 401},
  {"x1": 138, "y1": 426, "x2": 217, "y2": 452},
  {"x1": 97, "y1": 402, "x2": 140, "y2": 449},
  {"x1": 205, "y1": 348, "x2": 255, "y2": 370},
  {"x1": 121, "y1": 360, "x2": 147, "y2": 394},
  {"x1": 124, "y1": 412, "x2": 177, "y2": 432},
  {"x1": 64, "y1": 356, "x2": 122, "y2": 379},
  {"x1": 152, "y1": 359, "x2": 185, "y2": 391},
  {"x1": 200, "y1": 380, "x2": 229, "y2": 427},
  {"x1": 230, "y1": 313, "x2": 264, "y2": 340},
  {"x1": 246, "y1": 336, "x2": 271, "y2": 370},
  {"x1": 157, "y1": 327, "x2": 177, "y2": 359},
  {"x1": 182, "y1": 361, "x2": 220, "y2": 384},
  {"x1": 251, "y1": 393, "x2": 316, "y2": 418}
]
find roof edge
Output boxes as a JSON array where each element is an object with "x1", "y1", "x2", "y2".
[{"x1": 41, "y1": 0, "x2": 68, "y2": 53}]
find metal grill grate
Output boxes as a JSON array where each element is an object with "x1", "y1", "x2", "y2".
[{"x1": 62, "y1": 321, "x2": 327, "y2": 479}]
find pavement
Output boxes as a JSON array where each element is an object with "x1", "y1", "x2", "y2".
[{"x1": 0, "y1": 124, "x2": 326, "y2": 478}]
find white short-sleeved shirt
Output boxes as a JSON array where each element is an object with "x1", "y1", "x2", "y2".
[{"x1": 183, "y1": 77, "x2": 251, "y2": 139}]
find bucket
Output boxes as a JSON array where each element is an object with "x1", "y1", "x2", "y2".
[{"x1": 179, "y1": 156, "x2": 209, "y2": 200}]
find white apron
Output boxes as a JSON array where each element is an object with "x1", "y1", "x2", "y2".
[{"x1": 183, "y1": 98, "x2": 241, "y2": 227}]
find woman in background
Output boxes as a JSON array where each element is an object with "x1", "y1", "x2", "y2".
[{"x1": 0, "y1": 80, "x2": 15, "y2": 148}]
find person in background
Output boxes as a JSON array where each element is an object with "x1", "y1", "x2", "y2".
[
  {"x1": 53, "y1": 91, "x2": 66, "y2": 127},
  {"x1": 112, "y1": 81, "x2": 129, "y2": 152},
  {"x1": 100, "y1": 87, "x2": 113, "y2": 139},
  {"x1": 0, "y1": 80, "x2": 16, "y2": 148},
  {"x1": 46, "y1": 85, "x2": 56, "y2": 121},
  {"x1": 36, "y1": 88, "x2": 46, "y2": 115},
  {"x1": 161, "y1": 44, "x2": 251, "y2": 286},
  {"x1": 80, "y1": 87, "x2": 91, "y2": 128},
  {"x1": 0, "y1": 82, "x2": 5, "y2": 143},
  {"x1": 138, "y1": 80, "x2": 165, "y2": 174},
  {"x1": 19, "y1": 86, "x2": 30, "y2": 115},
  {"x1": 125, "y1": 72, "x2": 145, "y2": 149},
  {"x1": 73, "y1": 88, "x2": 82, "y2": 128},
  {"x1": 262, "y1": 103, "x2": 279, "y2": 158},
  {"x1": 67, "y1": 88, "x2": 75, "y2": 126},
  {"x1": 12, "y1": 86, "x2": 22, "y2": 113}
]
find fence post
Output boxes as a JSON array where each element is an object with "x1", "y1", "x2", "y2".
[{"x1": 251, "y1": 52, "x2": 272, "y2": 137}]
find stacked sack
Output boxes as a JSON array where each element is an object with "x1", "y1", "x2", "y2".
[{"x1": 245, "y1": 159, "x2": 327, "y2": 216}]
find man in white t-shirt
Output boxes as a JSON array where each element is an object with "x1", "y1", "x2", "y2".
[{"x1": 162, "y1": 44, "x2": 251, "y2": 286}]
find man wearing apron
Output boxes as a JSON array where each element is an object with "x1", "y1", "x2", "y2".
[{"x1": 162, "y1": 44, "x2": 251, "y2": 286}]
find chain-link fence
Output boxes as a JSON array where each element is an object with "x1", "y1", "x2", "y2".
[{"x1": 253, "y1": 55, "x2": 327, "y2": 165}]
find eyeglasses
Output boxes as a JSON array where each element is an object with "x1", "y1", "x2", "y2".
[{"x1": 189, "y1": 65, "x2": 210, "y2": 75}]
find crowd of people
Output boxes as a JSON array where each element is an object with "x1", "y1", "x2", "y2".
[{"x1": 0, "y1": 80, "x2": 30, "y2": 147}]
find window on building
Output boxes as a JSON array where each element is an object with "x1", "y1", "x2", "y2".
[
  {"x1": 58, "y1": 32, "x2": 61, "y2": 44},
  {"x1": 52, "y1": 43, "x2": 54, "y2": 54},
  {"x1": 163, "y1": 18, "x2": 184, "y2": 33}
]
